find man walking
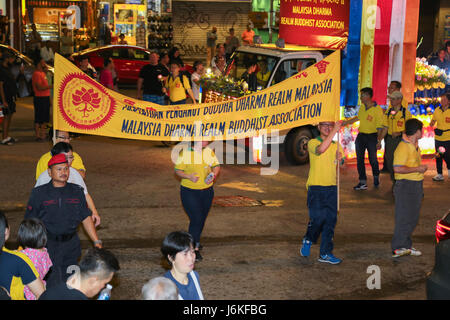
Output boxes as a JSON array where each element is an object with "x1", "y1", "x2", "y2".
[
  {"x1": 391, "y1": 119, "x2": 428, "y2": 258},
  {"x1": 137, "y1": 52, "x2": 169, "y2": 105},
  {"x1": 343, "y1": 88, "x2": 384, "y2": 190},
  {"x1": 25, "y1": 154, "x2": 102, "y2": 287},
  {"x1": 0, "y1": 52, "x2": 17, "y2": 145},
  {"x1": 378, "y1": 90, "x2": 412, "y2": 184},
  {"x1": 300, "y1": 121, "x2": 343, "y2": 264}
]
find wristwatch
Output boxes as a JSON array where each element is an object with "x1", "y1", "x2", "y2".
[{"x1": 93, "y1": 240, "x2": 103, "y2": 245}]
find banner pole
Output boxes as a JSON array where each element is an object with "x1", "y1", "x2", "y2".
[{"x1": 336, "y1": 128, "x2": 340, "y2": 213}]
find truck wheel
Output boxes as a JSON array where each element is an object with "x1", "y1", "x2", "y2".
[{"x1": 285, "y1": 128, "x2": 312, "y2": 165}]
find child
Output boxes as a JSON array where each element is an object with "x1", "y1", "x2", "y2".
[
  {"x1": 161, "y1": 231, "x2": 204, "y2": 300},
  {"x1": 18, "y1": 218, "x2": 52, "y2": 300}
]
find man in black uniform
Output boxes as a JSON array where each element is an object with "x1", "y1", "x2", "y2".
[
  {"x1": 25, "y1": 154, "x2": 102, "y2": 288},
  {"x1": 137, "y1": 51, "x2": 169, "y2": 105}
]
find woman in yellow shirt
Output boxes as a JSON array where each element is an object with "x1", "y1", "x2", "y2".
[
  {"x1": 175, "y1": 141, "x2": 220, "y2": 261},
  {"x1": 430, "y1": 92, "x2": 450, "y2": 181}
]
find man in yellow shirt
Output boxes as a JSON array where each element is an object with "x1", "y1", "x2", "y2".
[
  {"x1": 343, "y1": 87, "x2": 384, "y2": 190},
  {"x1": 430, "y1": 92, "x2": 450, "y2": 181},
  {"x1": 36, "y1": 130, "x2": 86, "y2": 180},
  {"x1": 392, "y1": 118, "x2": 428, "y2": 258},
  {"x1": 165, "y1": 62, "x2": 196, "y2": 105},
  {"x1": 378, "y1": 90, "x2": 412, "y2": 184},
  {"x1": 300, "y1": 121, "x2": 343, "y2": 265}
]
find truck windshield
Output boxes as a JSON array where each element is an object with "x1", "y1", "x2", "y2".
[{"x1": 225, "y1": 52, "x2": 279, "y2": 90}]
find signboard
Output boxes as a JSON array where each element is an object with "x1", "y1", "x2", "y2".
[{"x1": 279, "y1": 0, "x2": 350, "y2": 49}]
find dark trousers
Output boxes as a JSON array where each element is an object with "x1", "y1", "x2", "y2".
[
  {"x1": 384, "y1": 134, "x2": 402, "y2": 182},
  {"x1": 45, "y1": 236, "x2": 81, "y2": 288},
  {"x1": 180, "y1": 186, "x2": 214, "y2": 246},
  {"x1": 355, "y1": 132, "x2": 380, "y2": 182},
  {"x1": 304, "y1": 186, "x2": 338, "y2": 256},
  {"x1": 392, "y1": 180, "x2": 423, "y2": 251},
  {"x1": 435, "y1": 139, "x2": 450, "y2": 175}
]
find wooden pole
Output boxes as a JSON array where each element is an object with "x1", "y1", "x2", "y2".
[{"x1": 336, "y1": 129, "x2": 340, "y2": 213}]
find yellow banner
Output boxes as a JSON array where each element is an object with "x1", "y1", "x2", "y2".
[{"x1": 53, "y1": 51, "x2": 341, "y2": 141}]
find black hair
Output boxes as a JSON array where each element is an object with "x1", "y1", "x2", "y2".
[
  {"x1": 229, "y1": 28, "x2": 234, "y2": 32},
  {"x1": 170, "y1": 61, "x2": 180, "y2": 68},
  {"x1": 161, "y1": 231, "x2": 194, "y2": 265},
  {"x1": 0, "y1": 211, "x2": 9, "y2": 255},
  {"x1": 193, "y1": 60, "x2": 203, "y2": 71},
  {"x1": 50, "y1": 142, "x2": 73, "y2": 156},
  {"x1": 360, "y1": 87, "x2": 373, "y2": 98},
  {"x1": 80, "y1": 55, "x2": 89, "y2": 62},
  {"x1": 104, "y1": 57, "x2": 112, "y2": 68},
  {"x1": 438, "y1": 48, "x2": 445, "y2": 54},
  {"x1": 17, "y1": 218, "x2": 47, "y2": 249},
  {"x1": 79, "y1": 248, "x2": 120, "y2": 280},
  {"x1": 390, "y1": 81, "x2": 402, "y2": 90},
  {"x1": 405, "y1": 118, "x2": 423, "y2": 136}
]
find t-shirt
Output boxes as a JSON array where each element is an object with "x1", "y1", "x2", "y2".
[
  {"x1": 139, "y1": 64, "x2": 169, "y2": 96},
  {"x1": 393, "y1": 139, "x2": 423, "y2": 181},
  {"x1": 242, "y1": 30, "x2": 255, "y2": 45},
  {"x1": 35, "y1": 167, "x2": 88, "y2": 195},
  {"x1": 100, "y1": 69, "x2": 113, "y2": 89},
  {"x1": 175, "y1": 147, "x2": 220, "y2": 190},
  {"x1": 432, "y1": 107, "x2": 450, "y2": 141},
  {"x1": 382, "y1": 107, "x2": 412, "y2": 135},
  {"x1": 39, "y1": 282, "x2": 88, "y2": 300},
  {"x1": 191, "y1": 72, "x2": 201, "y2": 101},
  {"x1": 40, "y1": 47, "x2": 54, "y2": 62},
  {"x1": 0, "y1": 247, "x2": 39, "y2": 300},
  {"x1": 306, "y1": 137, "x2": 343, "y2": 189},
  {"x1": 166, "y1": 74, "x2": 191, "y2": 103},
  {"x1": 225, "y1": 35, "x2": 240, "y2": 54},
  {"x1": 206, "y1": 31, "x2": 217, "y2": 48},
  {"x1": 32, "y1": 70, "x2": 50, "y2": 97},
  {"x1": 357, "y1": 104, "x2": 384, "y2": 134},
  {"x1": 36, "y1": 151, "x2": 85, "y2": 181},
  {"x1": 0, "y1": 64, "x2": 17, "y2": 101},
  {"x1": 164, "y1": 270, "x2": 202, "y2": 300}
]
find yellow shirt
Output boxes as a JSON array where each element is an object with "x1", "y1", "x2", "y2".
[
  {"x1": 166, "y1": 74, "x2": 191, "y2": 102},
  {"x1": 257, "y1": 71, "x2": 270, "y2": 85},
  {"x1": 36, "y1": 151, "x2": 85, "y2": 180},
  {"x1": 357, "y1": 104, "x2": 384, "y2": 134},
  {"x1": 306, "y1": 137, "x2": 343, "y2": 189},
  {"x1": 393, "y1": 140, "x2": 423, "y2": 181},
  {"x1": 382, "y1": 107, "x2": 412, "y2": 135},
  {"x1": 432, "y1": 107, "x2": 450, "y2": 141},
  {"x1": 175, "y1": 147, "x2": 220, "y2": 190}
]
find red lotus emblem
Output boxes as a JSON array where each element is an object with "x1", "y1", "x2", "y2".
[{"x1": 72, "y1": 87, "x2": 102, "y2": 118}]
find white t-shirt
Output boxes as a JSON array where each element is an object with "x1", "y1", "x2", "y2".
[
  {"x1": 40, "y1": 47, "x2": 54, "y2": 62},
  {"x1": 35, "y1": 167, "x2": 88, "y2": 195},
  {"x1": 191, "y1": 72, "x2": 201, "y2": 101}
]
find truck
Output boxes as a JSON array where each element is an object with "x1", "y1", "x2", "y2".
[{"x1": 221, "y1": 43, "x2": 336, "y2": 165}]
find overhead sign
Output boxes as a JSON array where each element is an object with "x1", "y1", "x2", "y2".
[
  {"x1": 53, "y1": 51, "x2": 341, "y2": 141},
  {"x1": 279, "y1": 0, "x2": 350, "y2": 49}
]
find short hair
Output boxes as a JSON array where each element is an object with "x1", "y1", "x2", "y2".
[
  {"x1": 0, "y1": 211, "x2": 9, "y2": 252},
  {"x1": 79, "y1": 248, "x2": 120, "y2": 280},
  {"x1": 104, "y1": 57, "x2": 112, "y2": 68},
  {"x1": 161, "y1": 231, "x2": 194, "y2": 265},
  {"x1": 50, "y1": 142, "x2": 73, "y2": 156},
  {"x1": 440, "y1": 92, "x2": 450, "y2": 101},
  {"x1": 390, "y1": 81, "x2": 402, "y2": 90},
  {"x1": 193, "y1": 60, "x2": 203, "y2": 71},
  {"x1": 438, "y1": 48, "x2": 445, "y2": 54},
  {"x1": 170, "y1": 61, "x2": 181, "y2": 68},
  {"x1": 17, "y1": 218, "x2": 47, "y2": 249},
  {"x1": 360, "y1": 87, "x2": 373, "y2": 98},
  {"x1": 405, "y1": 118, "x2": 423, "y2": 136},
  {"x1": 141, "y1": 277, "x2": 179, "y2": 300},
  {"x1": 80, "y1": 55, "x2": 89, "y2": 62},
  {"x1": 229, "y1": 28, "x2": 234, "y2": 33}
]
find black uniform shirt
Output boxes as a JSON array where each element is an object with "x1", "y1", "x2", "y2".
[{"x1": 25, "y1": 182, "x2": 91, "y2": 236}]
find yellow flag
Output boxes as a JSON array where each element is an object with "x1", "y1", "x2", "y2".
[{"x1": 53, "y1": 50, "x2": 341, "y2": 141}]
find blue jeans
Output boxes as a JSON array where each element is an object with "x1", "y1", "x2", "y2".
[
  {"x1": 304, "y1": 186, "x2": 338, "y2": 256},
  {"x1": 143, "y1": 94, "x2": 165, "y2": 105},
  {"x1": 180, "y1": 186, "x2": 214, "y2": 246}
]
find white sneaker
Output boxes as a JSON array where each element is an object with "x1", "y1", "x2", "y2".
[
  {"x1": 392, "y1": 248, "x2": 411, "y2": 258},
  {"x1": 410, "y1": 248, "x2": 422, "y2": 256},
  {"x1": 432, "y1": 174, "x2": 444, "y2": 181}
]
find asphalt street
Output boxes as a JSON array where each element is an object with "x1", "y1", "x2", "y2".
[{"x1": 1, "y1": 90, "x2": 448, "y2": 300}]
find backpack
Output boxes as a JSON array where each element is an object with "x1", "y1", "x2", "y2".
[{"x1": 168, "y1": 72, "x2": 191, "y2": 97}]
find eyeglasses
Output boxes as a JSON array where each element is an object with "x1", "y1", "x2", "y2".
[{"x1": 56, "y1": 136, "x2": 71, "y2": 140}]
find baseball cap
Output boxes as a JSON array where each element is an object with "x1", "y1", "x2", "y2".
[{"x1": 387, "y1": 91, "x2": 403, "y2": 100}]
